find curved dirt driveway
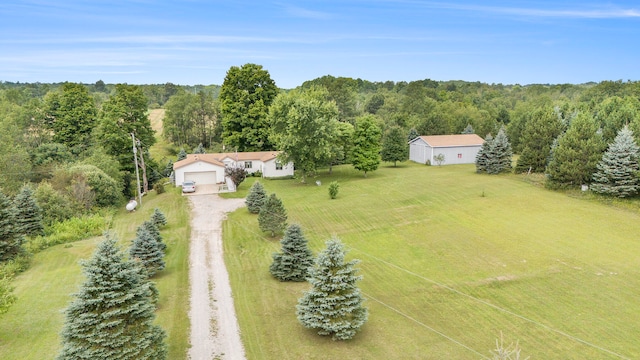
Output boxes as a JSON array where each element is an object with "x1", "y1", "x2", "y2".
[{"x1": 188, "y1": 194, "x2": 246, "y2": 360}]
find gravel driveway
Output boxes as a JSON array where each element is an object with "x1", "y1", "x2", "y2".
[{"x1": 188, "y1": 194, "x2": 246, "y2": 360}]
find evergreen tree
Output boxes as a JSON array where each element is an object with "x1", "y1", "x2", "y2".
[
  {"x1": 12, "y1": 185, "x2": 44, "y2": 237},
  {"x1": 515, "y1": 107, "x2": 563, "y2": 173},
  {"x1": 258, "y1": 193, "x2": 287, "y2": 237},
  {"x1": 163, "y1": 159, "x2": 173, "y2": 177},
  {"x1": 461, "y1": 124, "x2": 475, "y2": 134},
  {"x1": 407, "y1": 128, "x2": 419, "y2": 142},
  {"x1": 591, "y1": 126, "x2": 640, "y2": 197},
  {"x1": 151, "y1": 208, "x2": 168, "y2": 228},
  {"x1": 130, "y1": 227, "x2": 165, "y2": 277},
  {"x1": 485, "y1": 127, "x2": 513, "y2": 174},
  {"x1": 296, "y1": 238, "x2": 368, "y2": 340},
  {"x1": 139, "y1": 220, "x2": 166, "y2": 252},
  {"x1": 58, "y1": 235, "x2": 167, "y2": 360},
  {"x1": 0, "y1": 190, "x2": 23, "y2": 262},
  {"x1": 352, "y1": 115, "x2": 382, "y2": 177},
  {"x1": 381, "y1": 126, "x2": 409, "y2": 167},
  {"x1": 246, "y1": 181, "x2": 267, "y2": 214},
  {"x1": 177, "y1": 148, "x2": 187, "y2": 161},
  {"x1": 546, "y1": 112, "x2": 606, "y2": 188},
  {"x1": 269, "y1": 224, "x2": 314, "y2": 282},
  {"x1": 475, "y1": 134, "x2": 493, "y2": 173},
  {"x1": 193, "y1": 143, "x2": 205, "y2": 154}
]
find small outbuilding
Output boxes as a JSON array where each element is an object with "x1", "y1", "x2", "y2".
[
  {"x1": 173, "y1": 151, "x2": 294, "y2": 190},
  {"x1": 409, "y1": 134, "x2": 484, "y2": 165}
]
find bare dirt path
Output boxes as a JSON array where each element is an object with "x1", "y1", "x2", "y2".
[{"x1": 188, "y1": 194, "x2": 247, "y2": 360}]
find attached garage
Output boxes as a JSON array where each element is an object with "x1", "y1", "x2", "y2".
[{"x1": 184, "y1": 171, "x2": 217, "y2": 185}]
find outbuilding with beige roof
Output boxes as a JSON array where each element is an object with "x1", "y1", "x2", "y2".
[{"x1": 409, "y1": 134, "x2": 484, "y2": 165}]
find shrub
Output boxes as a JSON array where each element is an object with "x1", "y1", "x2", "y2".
[
  {"x1": 26, "y1": 214, "x2": 108, "y2": 252},
  {"x1": 154, "y1": 182, "x2": 165, "y2": 194},
  {"x1": 328, "y1": 181, "x2": 340, "y2": 199}
]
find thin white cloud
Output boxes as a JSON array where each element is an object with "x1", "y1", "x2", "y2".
[
  {"x1": 0, "y1": 34, "x2": 317, "y2": 45},
  {"x1": 278, "y1": 3, "x2": 333, "y2": 20},
  {"x1": 406, "y1": 1, "x2": 640, "y2": 19}
]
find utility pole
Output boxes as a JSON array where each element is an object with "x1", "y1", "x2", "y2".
[{"x1": 131, "y1": 133, "x2": 142, "y2": 206}]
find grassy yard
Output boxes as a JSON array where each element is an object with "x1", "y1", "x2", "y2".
[
  {"x1": 225, "y1": 162, "x2": 640, "y2": 359},
  {"x1": 0, "y1": 188, "x2": 191, "y2": 359}
]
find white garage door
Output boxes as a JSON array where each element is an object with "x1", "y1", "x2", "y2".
[{"x1": 184, "y1": 171, "x2": 217, "y2": 185}]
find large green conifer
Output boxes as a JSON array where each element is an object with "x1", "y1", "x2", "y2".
[
  {"x1": 246, "y1": 181, "x2": 267, "y2": 214},
  {"x1": 151, "y1": 208, "x2": 168, "y2": 228},
  {"x1": 515, "y1": 107, "x2": 563, "y2": 173},
  {"x1": 58, "y1": 235, "x2": 167, "y2": 360},
  {"x1": 0, "y1": 190, "x2": 23, "y2": 262},
  {"x1": 475, "y1": 134, "x2": 493, "y2": 173},
  {"x1": 591, "y1": 126, "x2": 640, "y2": 197},
  {"x1": 130, "y1": 227, "x2": 165, "y2": 277},
  {"x1": 12, "y1": 185, "x2": 44, "y2": 237},
  {"x1": 258, "y1": 193, "x2": 287, "y2": 237},
  {"x1": 296, "y1": 238, "x2": 368, "y2": 340},
  {"x1": 485, "y1": 127, "x2": 513, "y2": 174},
  {"x1": 270, "y1": 224, "x2": 314, "y2": 282}
]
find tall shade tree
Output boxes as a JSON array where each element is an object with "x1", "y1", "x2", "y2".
[
  {"x1": 220, "y1": 63, "x2": 278, "y2": 151},
  {"x1": 591, "y1": 126, "x2": 640, "y2": 197},
  {"x1": 258, "y1": 193, "x2": 287, "y2": 237},
  {"x1": 269, "y1": 224, "x2": 314, "y2": 282},
  {"x1": 246, "y1": 181, "x2": 267, "y2": 214},
  {"x1": 594, "y1": 96, "x2": 640, "y2": 144},
  {"x1": 296, "y1": 238, "x2": 368, "y2": 340},
  {"x1": 327, "y1": 121, "x2": 354, "y2": 174},
  {"x1": 12, "y1": 185, "x2": 44, "y2": 237},
  {"x1": 0, "y1": 190, "x2": 24, "y2": 262},
  {"x1": 269, "y1": 86, "x2": 339, "y2": 183},
  {"x1": 515, "y1": 106, "x2": 564, "y2": 174},
  {"x1": 44, "y1": 82, "x2": 97, "y2": 151},
  {"x1": 381, "y1": 125, "x2": 409, "y2": 166},
  {"x1": 164, "y1": 91, "x2": 219, "y2": 148},
  {"x1": 352, "y1": 115, "x2": 382, "y2": 177},
  {"x1": 58, "y1": 235, "x2": 167, "y2": 360},
  {"x1": 546, "y1": 112, "x2": 606, "y2": 188},
  {"x1": 98, "y1": 84, "x2": 155, "y2": 175}
]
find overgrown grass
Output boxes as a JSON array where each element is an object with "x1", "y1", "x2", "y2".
[
  {"x1": 0, "y1": 188, "x2": 191, "y2": 359},
  {"x1": 26, "y1": 213, "x2": 112, "y2": 253},
  {"x1": 225, "y1": 162, "x2": 640, "y2": 359}
]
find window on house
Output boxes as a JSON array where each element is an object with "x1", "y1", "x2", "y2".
[
  {"x1": 244, "y1": 161, "x2": 252, "y2": 169},
  {"x1": 458, "y1": 153, "x2": 462, "y2": 159},
  {"x1": 275, "y1": 161, "x2": 283, "y2": 170}
]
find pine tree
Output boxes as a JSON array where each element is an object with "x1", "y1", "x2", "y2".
[
  {"x1": 246, "y1": 181, "x2": 267, "y2": 214},
  {"x1": 485, "y1": 127, "x2": 513, "y2": 174},
  {"x1": 407, "y1": 128, "x2": 419, "y2": 142},
  {"x1": 177, "y1": 148, "x2": 187, "y2": 161},
  {"x1": 151, "y1": 208, "x2": 168, "y2": 228},
  {"x1": 461, "y1": 124, "x2": 475, "y2": 134},
  {"x1": 58, "y1": 235, "x2": 167, "y2": 360},
  {"x1": 546, "y1": 112, "x2": 606, "y2": 188},
  {"x1": 193, "y1": 143, "x2": 205, "y2": 154},
  {"x1": 0, "y1": 190, "x2": 24, "y2": 262},
  {"x1": 515, "y1": 107, "x2": 563, "y2": 173},
  {"x1": 139, "y1": 220, "x2": 166, "y2": 252},
  {"x1": 12, "y1": 185, "x2": 44, "y2": 237},
  {"x1": 475, "y1": 134, "x2": 493, "y2": 173},
  {"x1": 130, "y1": 227, "x2": 165, "y2": 277},
  {"x1": 591, "y1": 126, "x2": 640, "y2": 197},
  {"x1": 270, "y1": 224, "x2": 314, "y2": 281},
  {"x1": 381, "y1": 126, "x2": 409, "y2": 167},
  {"x1": 296, "y1": 238, "x2": 368, "y2": 340},
  {"x1": 258, "y1": 193, "x2": 287, "y2": 237}
]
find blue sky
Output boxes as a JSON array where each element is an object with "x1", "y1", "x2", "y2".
[{"x1": 1, "y1": 1, "x2": 639, "y2": 88}]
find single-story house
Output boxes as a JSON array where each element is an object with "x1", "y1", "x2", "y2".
[
  {"x1": 409, "y1": 134, "x2": 485, "y2": 165},
  {"x1": 173, "y1": 151, "x2": 294, "y2": 189}
]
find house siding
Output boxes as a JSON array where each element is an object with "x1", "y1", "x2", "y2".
[{"x1": 174, "y1": 161, "x2": 225, "y2": 186}]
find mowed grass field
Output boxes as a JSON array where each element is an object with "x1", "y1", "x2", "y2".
[
  {"x1": 0, "y1": 189, "x2": 191, "y2": 360},
  {"x1": 224, "y1": 163, "x2": 640, "y2": 359}
]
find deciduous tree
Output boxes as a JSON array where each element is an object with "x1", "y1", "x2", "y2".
[
  {"x1": 58, "y1": 235, "x2": 167, "y2": 359},
  {"x1": 381, "y1": 125, "x2": 408, "y2": 166},
  {"x1": 296, "y1": 238, "x2": 368, "y2": 340},
  {"x1": 352, "y1": 115, "x2": 381, "y2": 177},
  {"x1": 220, "y1": 63, "x2": 277, "y2": 151},
  {"x1": 44, "y1": 82, "x2": 97, "y2": 151},
  {"x1": 269, "y1": 224, "x2": 314, "y2": 282},
  {"x1": 269, "y1": 86, "x2": 339, "y2": 183}
]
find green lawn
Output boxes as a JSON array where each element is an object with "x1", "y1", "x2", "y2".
[
  {"x1": 225, "y1": 162, "x2": 640, "y2": 359},
  {"x1": 0, "y1": 188, "x2": 191, "y2": 360}
]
